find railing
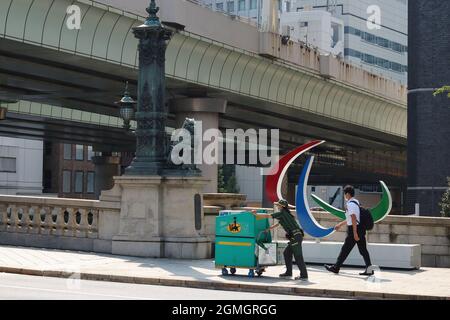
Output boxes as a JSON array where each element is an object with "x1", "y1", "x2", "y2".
[{"x1": 0, "y1": 196, "x2": 100, "y2": 239}]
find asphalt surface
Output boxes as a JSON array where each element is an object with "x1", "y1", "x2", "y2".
[{"x1": 0, "y1": 273, "x2": 339, "y2": 300}]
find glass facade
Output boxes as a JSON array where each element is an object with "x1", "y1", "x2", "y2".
[
  {"x1": 75, "y1": 144, "x2": 84, "y2": 161},
  {"x1": 75, "y1": 171, "x2": 83, "y2": 193},
  {"x1": 63, "y1": 144, "x2": 71, "y2": 160},
  {"x1": 87, "y1": 146, "x2": 94, "y2": 161},
  {"x1": 87, "y1": 172, "x2": 95, "y2": 193},
  {"x1": 345, "y1": 27, "x2": 407, "y2": 53},
  {"x1": 0, "y1": 157, "x2": 16, "y2": 173},
  {"x1": 62, "y1": 170, "x2": 71, "y2": 193},
  {"x1": 227, "y1": 1, "x2": 234, "y2": 12},
  {"x1": 345, "y1": 49, "x2": 408, "y2": 73},
  {"x1": 238, "y1": 0, "x2": 245, "y2": 11}
]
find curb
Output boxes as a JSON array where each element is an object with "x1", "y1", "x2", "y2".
[{"x1": 0, "y1": 266, "x2": 448, "y2": 300}]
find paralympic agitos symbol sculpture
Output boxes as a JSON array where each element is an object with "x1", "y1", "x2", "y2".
[{"x1": 265, "y1": 140, "x2": 392, "y2": 238}]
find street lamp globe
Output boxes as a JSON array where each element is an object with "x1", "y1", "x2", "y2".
[{"x1": 116, "y1": 82, "x2": 136, "y2": 130}]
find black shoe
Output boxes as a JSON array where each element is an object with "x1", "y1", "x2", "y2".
[
  {"x1": 295, "y1": 276, "x2": 308, "y2": 281},
  {"x1": 359, "y1": 270, "x2": 374, "y2": 276},
  {"x1": 324, "y1": 264, "x2": 339, "y2": 274},
  {"x1": 279, "y1": 272, "x2": 292, "y2": 278}
]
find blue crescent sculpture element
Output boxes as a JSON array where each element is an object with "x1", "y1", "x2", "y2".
[{"x1": 295, "y1": 156, "x2": 335, "y2": 238}]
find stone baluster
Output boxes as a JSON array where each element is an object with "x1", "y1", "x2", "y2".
[
  {"x1": 88, "y1": 209, "x2": 99, "y2": 238},
  {"x1": 0, "y1": 204, "x2": 7, "y2": 231},
  {"x1": 64, "y1": 208, "x2": 77, "y2": 237},
  {"x1": 7, "y1": 206, "x2": 18, "y2": 232},
  {"x1": 33, "y1": 206, "x2": 44, "y2": 233},
  {"x1": 41, "y1": 207, "x2": 53, "y2": 235},
  {"x1": 17, "y1": 207, "x2": 27, "y2": 233},
  {"x1": 53, "y1": 207, "x2": 65, "y2": 236},
  {"x1": 27, "y1": 206, "x2": 38, "y2": 234},
  {"x1": 76, "y1": 208, "x2": 88, "y2": 238}
]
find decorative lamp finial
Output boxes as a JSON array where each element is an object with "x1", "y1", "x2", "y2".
[{"x1": 144, "y1": 0, "x2": 160, "y2": 26}]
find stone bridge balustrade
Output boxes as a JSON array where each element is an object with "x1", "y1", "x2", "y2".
[
  {"x1": 0, "y1": 195, "x2": 121, "y2": 253},
  {"x1": 0, "y1": 197, "x2": 99, "y2": 238}
]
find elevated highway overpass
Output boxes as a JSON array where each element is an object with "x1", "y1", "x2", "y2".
[{"x1": 0, "y1": 0, "x2": 408, "y2": 187}]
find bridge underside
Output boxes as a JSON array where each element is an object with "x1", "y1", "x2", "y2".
[{"x1": 1, "y1": 38, "x2": 405, "y2": 145}]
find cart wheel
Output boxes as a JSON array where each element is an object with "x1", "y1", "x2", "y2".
[
  {"x1": 230, "y1": 268, "x2": 236, "y2": 275},
  {"x1": 222, "y1": 268, "x2": 229, "y2": 276},
  {"x1": 248, "y1": 269, "x2": 255, "y2": 278}
]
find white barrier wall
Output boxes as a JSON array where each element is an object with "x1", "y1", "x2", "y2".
[{"x1": 0, "y1": 137, "x2": 43, "y2": 195}]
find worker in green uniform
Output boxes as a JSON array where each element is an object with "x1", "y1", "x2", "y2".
[{"x1": 252, "y1": 199, "x2": 308, "y2": 281}]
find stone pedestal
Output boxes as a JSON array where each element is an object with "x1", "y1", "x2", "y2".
[
  {"x1": 106, "y1": 175, "x2": 211, "y2": 259},
  {"x1": 170, "y1": 98, "x2": 227, "y2": 194}
]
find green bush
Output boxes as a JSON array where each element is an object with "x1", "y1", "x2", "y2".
[
  {"x1": 434, "y1": 86, "x2": 450, "y2": 98},
  {"x1": 218, "y1": 165, "x2": 240, "y2": 193}
]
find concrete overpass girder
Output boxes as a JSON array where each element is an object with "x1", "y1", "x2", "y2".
[{"x1": 1, "y1": 0, "x2": 141, "y2": 68}]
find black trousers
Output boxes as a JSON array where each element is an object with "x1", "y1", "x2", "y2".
[
  {"x1": 335, "y1": 225, "x2": 372, "y2": 269},
  {"x1": 284, "y1": 233, "x2": 308, "y2": 278}
]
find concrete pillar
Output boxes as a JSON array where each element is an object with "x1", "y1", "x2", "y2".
[
  {"x1": 407, "y1": 1, "x2": 450, "y2": 216},
  {"x1": 170, "y1": 98, "x2": 227, "y2": 193},
  {"x1": 92, "y1": 154, "x2": 121, "y2": 198}
]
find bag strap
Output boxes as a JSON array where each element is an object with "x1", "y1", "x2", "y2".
[
  {"x1": 348, "y1": 200, "x2": 360, "y2": 207},
  {"x1": 348, "y1": 200, "x2": 361, "y2": 224}
]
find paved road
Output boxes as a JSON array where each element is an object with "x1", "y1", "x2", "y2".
[{"x1": 0, "y1": 273, "x2": 338, "y2": 300}]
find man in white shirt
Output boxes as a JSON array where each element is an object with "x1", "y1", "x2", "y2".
[{"x1": 324, "y1": 185, "x2": 373, "y2": 276}]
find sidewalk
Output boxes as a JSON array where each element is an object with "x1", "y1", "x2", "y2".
[{"x1": 0, "y1": 245, "x2": 448, "y2": 300}]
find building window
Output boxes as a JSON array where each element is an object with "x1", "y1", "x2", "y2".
[
  {"x1": 250, "y1": 0, "x2": 257, "y2": 9},
  {"x1": 238, "y1": 0, "x2": 245, "y2": 11},
  {"x1": 216, "y1": 2, "x2": 223, "y2": 11},
  {"x1": 75, "y1": 171, "x2": 83, "y2": 193},
  {"x1": 62, "y1": 170, "x2": 71, "y2": 193},
  {"x1": 87, "y1": 172, "x2": 95, "y2": 193},
  {"x1": 227, "y1": 1, "x2": 234, "y2": 12},
  {"x1": 0, "y1": 157, "x2": 16, "y2": 173},
  {"x1": 345, "y1": 26, "x2": 407, "y2": 53},
  {"x1": 63, "y1": 144, "x2": 72, "y2": 160},
  {"x1": 344, "y1": 48, "x2": 407, "y2": 73},
  {"x1": 75, "y1": 145, "x2": 84, "y2": 161},
  {"x1": 87, "y1": 146, "x2": 94, "y2": 161}
]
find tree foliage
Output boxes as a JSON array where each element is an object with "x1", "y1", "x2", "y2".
[
  {"x1": 433, "y1": 86, "x2": 450, "y2": 98},
  {"x1": 218, "y1": 165, "x2": 240, "y2": 193}
]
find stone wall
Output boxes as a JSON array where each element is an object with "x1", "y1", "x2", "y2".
[{"x1": 205, "y1": 206, "x2": 450, "y2": 268}]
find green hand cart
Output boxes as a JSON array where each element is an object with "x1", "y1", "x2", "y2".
[{"x1": 214, "y1": 210, "x2": 278, "y2": 278}]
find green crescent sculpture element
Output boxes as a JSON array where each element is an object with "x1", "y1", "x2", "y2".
[{"x1": 311, "y1": 181, "x2": 392, "y2": 223}]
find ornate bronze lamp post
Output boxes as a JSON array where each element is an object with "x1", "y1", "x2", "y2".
[{"x1": 126, "y1": 0, "x2": 172, "y2": 175}]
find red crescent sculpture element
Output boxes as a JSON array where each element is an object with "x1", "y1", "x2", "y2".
[{"x1": 265, "y1": 140, "x2": 325, "y2": 203}]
